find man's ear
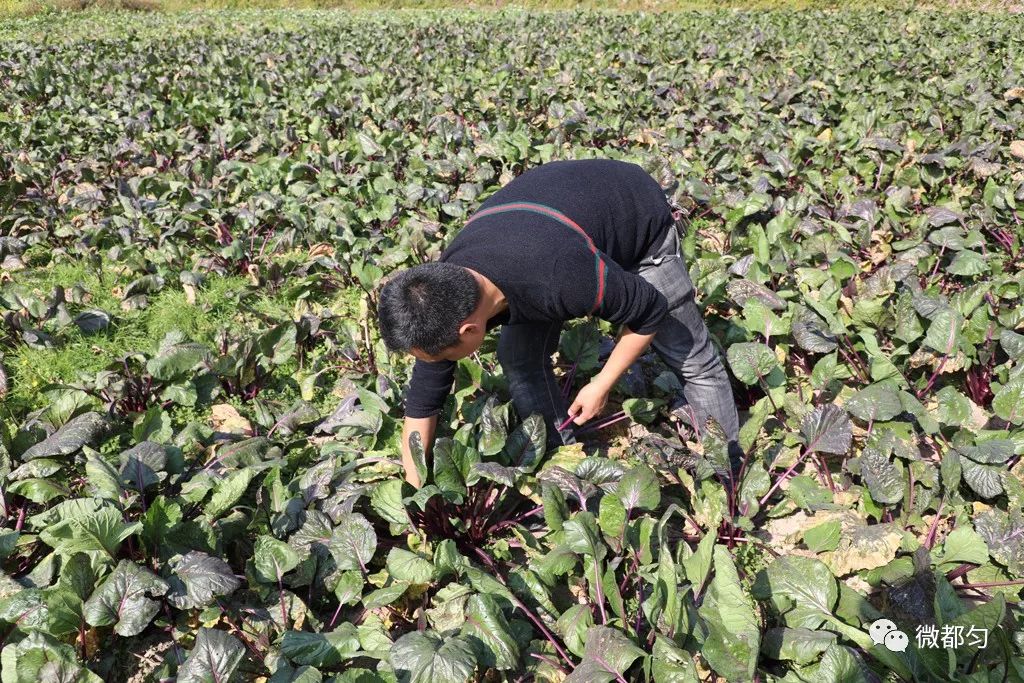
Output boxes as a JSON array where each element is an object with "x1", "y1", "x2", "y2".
[{"x1": 457, "y1": 321, "x2": 478, "y2": 338}]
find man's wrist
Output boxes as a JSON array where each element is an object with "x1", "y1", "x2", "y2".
[{"x1": 591, "y1": 372, "x2": 617, "y2": 392}]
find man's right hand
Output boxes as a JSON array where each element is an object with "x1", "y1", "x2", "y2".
[{"x1": 400, "y1": 415, "x2": 438, "y2": 488}]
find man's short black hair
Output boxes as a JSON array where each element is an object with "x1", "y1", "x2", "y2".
[{"x1": 377, "y1": 262, "x2": 481, "y2": 355}]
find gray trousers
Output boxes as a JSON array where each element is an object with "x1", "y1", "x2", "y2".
[{"x1": 496, "y1": 221, "x2": 742, "y2": 461}]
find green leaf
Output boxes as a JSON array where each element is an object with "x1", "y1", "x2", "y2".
[
  {"x1": 386, "y1": 548, "x2": 434, "y2": 584},
  {"x1": 761, "y1": 627, "x2": 836, "y2": 665},
  {"x1": 934, "y1": 526, "x2": 989, "y2": 568},
  {"x1": 6, "y1": 477, "x2": 69, "y2": 504},
  {"x1": 460, "y1": 594, "x2": 520, "y2": 670},
  {"x1": 621, "y1": 397, "x2": 665, "y2": 424},
  {"x1": 363, "y1": 582, "x2": 410, "y2": 609},
  {"x1": 564, "y1": 626, "x2": 645, "y2": 683},
  {"x1": 0, "y1": 589, "x2": 48, "y2": 632},
  {"x1": 555, "y1": 604, "x2": 594, "y2": 659},
  {"x1": 812, "y1": 643, "x2": 868, "y2": 683},
  {"x1": 84, "y1": 449, "x2": 122, "y2": 501},
  {"x1": 993, "y1": 374, "x2": 1024, "y2": 425},
  {"x1": 254, "y1": 535, "x2": 302, "y2": 583},
  {"x1": 803, "y1": 520, "x2": 842, "y2": 553},
  {"x1": 83, "y1": 560, "x2": 168, "y2": 636},
  {"x1": 615, "y1": 465, "x2": 660, "y2": 512},
  {"x1": 281, "y1": 625, "x2": 361, "y2": 667},
  {"x1": 726, "y1": 342, "x2": 779, "y2": 385},
  {"x1": 0, "y1": 631, "x2": 102, "y2": 683},
  {"x1": 959, "y1": 439, "x2": 1014, "y2": 464},
  {"x1": 651, "y1": 636, "x2": 700, "y2": 682},
  {"x1": 947, "y1": 249, "x2": 987, "y2": 276},
  {"x1": 975, "y1": 509, "x2": 1024, "y2": 575},
  {"x1": 933, "y1": 386, "x2": 972, "y2": 426},
  {"x1": 859, "y1": 448, "x2": 904, "y2": 504},
  {"x1": 542, "y1": 483, "x2": 569, "y2": 533},
  {"x1": 333, "y1": 571, "x2": 364, "y2": 606},
  {"x1": 204, "y1": 467, "x2": 257, "y2": 521},
  {"x1": 468, "y1": 462, "x2": 517, "y2": 487},
  {"x1": 845, "y1": 384, "x2": 903, "y2": 423},
  {"x1": 433, "y1": 440, "x2": 469, "y2": 501},
  {"x1": 563, "y1": 512, "x2": 606, "y2": 561},
  {"x1": 408, "y1": 431, "x2": 429, "y2": 487},
  {"x1": 389, "y1": 631, "x2": 478, "y2": 683},
  {"x1": 167, "y1": 551, "x2": 241, "y2": 609},
  {"x1": 753, "y1": 555, "x2": 837, "y2": 629},
  {"x1": 681, "y1": 526, "x2": 717, "y2": 590},
  {"x1": 478, "y1": 397, "x2": 509, "y2": 456},
  {"x1": 1000, "y1": 330, "x2": 1024, "y2": 360},
  {"x1": 329, "y1": 512, "x2": 377, "y2": 573},
  {"x1": 801, "y1": 404, "x2": 853, "y2": 455},
  {"x1": 39, "y1": 505, "x2": 140, "y2": 560},
  {"x1": 698, "y1": 546, "x2": 759, "y2": 682},
  {"x1": 598, "y1": 493, "x2": 627, "y2": 539},
  {"x1": 21, "y1": 412, "x2": 108, "y2": 461},
  {"x1": 370, "y1": 479, "x2": 410, "y2": 525},
  {"x1": 268, "y1": 665, "x2": 323, "y2": 683},
  {"x1": 177, "y1": 628, "x2": 245, "y2": 683},
  {"x1": 792, "y1": 307, "x2": 838, "y2": 353},
  {"x1": 923, "y1": 308, "x2": 964, "y2": 355},
  {"x1": 961, "y1": 458, "x2": 1003, "y2": 498}
]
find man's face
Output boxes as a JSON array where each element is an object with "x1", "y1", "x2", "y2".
[{"x1": 410, "y1": 322, "x2": 485, "y2": 362}]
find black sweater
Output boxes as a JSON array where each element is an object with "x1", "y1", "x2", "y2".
[{"x1": 404, "y1": 159, "x2": 675, "y2": 419}]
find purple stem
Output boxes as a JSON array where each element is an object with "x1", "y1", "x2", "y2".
[
  {"x1": 577, "y1": 411, "x2": 629, "y2": 434},
  {"x1": 328, "y1": 602, "x2": 343, "y2": 629},
  {"x1": 759, "y1": 449, "x2": 811, "y2": 506}
]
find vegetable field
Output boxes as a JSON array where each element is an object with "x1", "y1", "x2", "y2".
[{"x1": 2, "y1": 7, "x2": 1024, "y2": 682}]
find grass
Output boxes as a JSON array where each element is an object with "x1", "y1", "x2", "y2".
[
  {"x1": 0, "y1": 0, "x2": 1020, "y2": 15},
  {"x1": 6, "y1": 256, "x2": 252, "y2": 414},
  {"x1": 3, "y1": 246, "x2": 359, "y2": 420}
]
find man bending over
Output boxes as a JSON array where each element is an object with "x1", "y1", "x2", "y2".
[{"x1": 377, "y1": 158, "x2": 741, "y2": 487}]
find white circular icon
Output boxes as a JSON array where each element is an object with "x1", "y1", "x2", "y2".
[
  {"x1": 884, "y1": 630, "x2": 909, "y2": 653},
  {"x1": 869, "y1": 618, "x2": 908, "y2": 651}
]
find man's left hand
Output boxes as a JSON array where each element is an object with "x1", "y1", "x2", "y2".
[{"x1": 568, "y1": 380, "x2": 611, "y2": 425}]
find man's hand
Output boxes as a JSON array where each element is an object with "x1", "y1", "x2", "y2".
[
  {"x1": 567, "y1": 327, "x2": 656, "y2": 426},
  {"x1": 568, "y1": 380, "x2": 611, "y2": 425}
]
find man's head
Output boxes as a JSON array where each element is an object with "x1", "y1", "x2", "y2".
[{"x1": 378, "y1": 262, "x2": 485, "y2": 362}]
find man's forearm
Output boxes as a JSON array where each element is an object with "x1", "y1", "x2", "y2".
[
  {"x1": 592, "y1": 327, "x2": 656, "y2": 390},
  {"x1": 400, "y1": 415, "x2": 437, "y2": 488}
]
